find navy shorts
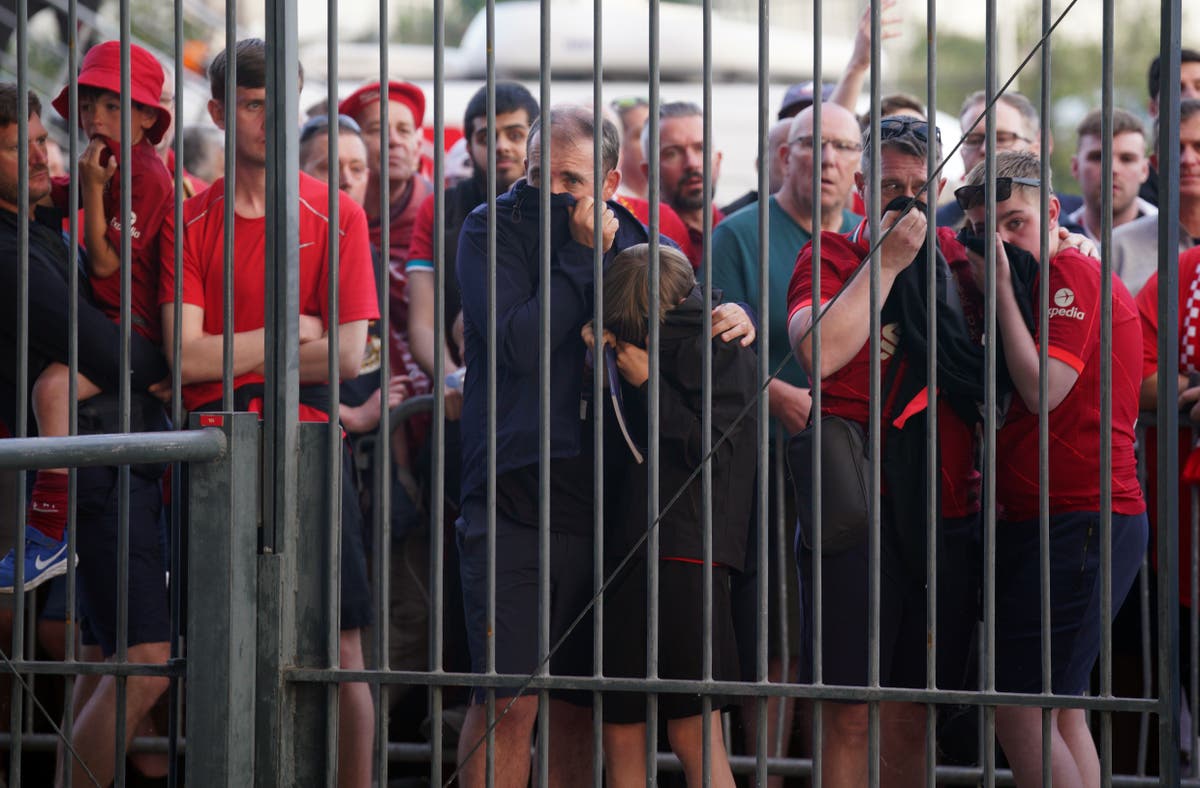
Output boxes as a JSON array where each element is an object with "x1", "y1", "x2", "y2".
[
  {"x1": 339, "y1": 443, "x2": 373, "y2": 631},
  {"x1": 796, "y1": 514, "x2": 982, "y2": 691},
  {"x1": 995, "y1": 511, "x2": 1148, "y2": 695},
  {"x1": 456, "y1": 497, "x2": 594, "y2": 704},
  {"x1": 603, "y1": 560, "x2": 740, "y2": 723},
  {"x1": 74, "y1": 466, "x2": 169, "y2": 658}
]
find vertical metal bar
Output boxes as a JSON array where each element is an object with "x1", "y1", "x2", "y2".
[
  {"x1": 536, "y1": 0, "x2": 552, "y2": 783},
  {"x1": 590, "y1": 1, "x2": 606, "y2": 785},
  {"x1": 372, "y1": 0, "x2": 393, "y2": 780},
  {"x1": 483, "y1": 0, "x2": 498, "y2": 782},
  {"x1": 1193, "y1": 487, "x2": 1199, "y2": 780},
  {"x1": 867, "y1": 0, "x2": 882, "y2": 784},
  {"x1": 701, "y1": 0, "x2": 715, "y2": 782},
  {"x1": 115, "y1": 20, "x2": 134, "y2": 785},
  {"x1": 924, "y1": 0, "x2": 939, "y2": 782},
  {"x1": 809, "y1": 0, "x2": 823, "y2": 782},
  {"x1": 982, "y1": 1, "x2": 999, "y2": 785},
  {"x1": 1037, "y1": 2, "x2": 1053, "y2": 786},
  {"x1": 324, "y1": 0, "x2": 343, "y2": 781},
  {"x1": 646, "y1": 1, "x2": 662, "y2": 781},
  {"x1": 754, "y1": 0, "x2": 769, "y2": 783},
  {"x1": 1098, "y1": 0, "x2": 1115, "y2": 784},
  {"x1": 167, "y1": 0, "x2": 186, "y2": 780},
  {"x1": 1156, "y1": 0, "x2": 1183, "y2": 783},
  {"x1": 263, "y1": 0, "x2": 301, "y2": 580},
  {"x1": 63, "y1": 0, "x2": 81, "y2": 780},
  {"x1": 221, "y1": 0, "x2": 237, "y2": 413},
  {"x1": 430, "y1": 1, "x2": 447, "y2": 785},
  {"x1": 9, "y1": 0, "x2": 29, "y2": 780}
]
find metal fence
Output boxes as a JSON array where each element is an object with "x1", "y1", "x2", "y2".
[{"x1": 0, "y1": 0, "x2": 1192, "y2": 785}]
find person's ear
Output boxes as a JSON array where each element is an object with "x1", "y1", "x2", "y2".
[
  {"x1": 601, "y1": 168, "x2": 621, "y2": 201},
  {"x1": 934, "y1": 176, "x2": 947, "y2": 200},
  {"x1": 1047, "y1": 194, "x2": 1061, "y2": 229},
  {"x1": 1070, "y1": 154, "x2": 1080, "y2": 180},
  {"x1": 207, "y1": 99, "x2": 225, "y2": 131}
]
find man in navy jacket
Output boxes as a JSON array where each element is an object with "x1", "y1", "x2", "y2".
[{"x1": 455, "y1": 104, "x2": 753, "y2": 787}]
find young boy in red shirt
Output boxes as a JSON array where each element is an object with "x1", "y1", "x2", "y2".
[
  {"x1": 0, "y1": 41, "x2": 172, "y2": 592},
  {"x1": 958, "y1": 151, "x2": 1146, "y2": 788}
]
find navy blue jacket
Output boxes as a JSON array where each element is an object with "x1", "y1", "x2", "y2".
[{"x1": 456, "y1": 179, "x2": 662, "y2": 504}]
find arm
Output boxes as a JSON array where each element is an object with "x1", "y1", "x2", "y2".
[
  {"x1": 986, "y1": 237, "x2": 1079, "y2": 411},
  {"x1": 298, "y1": 319, "x2": 369, "y2": 383},
  {"x1": 162, "y1": 302, "x2": 266, "y2": 385},
  {"x1": 788, "y1": 210, "x2": 925, "y2": 379},
  {"x1": 79, "y1": 138, "x2": 121, "y2": 280},
  {"x1": 767, "y1": 378, "x2": 811, "y2": 434},
  {"x1": 459, "y1": 198, "x2": 617, "y2": 375},
  {"x1": 830, "y1": 0, "x2": 901, "y2": 112},
  {"x1": 407, "y1": 270, "x2": 459, "y2": 377}
]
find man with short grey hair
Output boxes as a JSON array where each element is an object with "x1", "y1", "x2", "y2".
[
  {"x1": 454, "y1": 102, "x2": 755, "y2": 787},
  {"x1": 1111, "y1": 97, "x2": 1200, "y2": 294},
  {"x1": 937, "y1": 89, "x2": 1082, "y2": 228}
]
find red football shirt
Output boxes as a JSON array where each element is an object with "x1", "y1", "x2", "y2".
[
  {"x1": 995, "y1": 247, "x2": 1144, "y2": 520},
  {"x1": 1135, "y1": 246, "x2": 1200, "y2": 604},
  {"x1": 786, "y1": 222, "x2": 979, "y2": 518},
  {"x1": 52, "y1": 139, "x2": 172, "y2": 344},
  {"x1": 159, "y1": 172, "x2": 380, "y2": 414},
  {"x1": 614, "y1": 195, "x2": 698, "y2": 269}
]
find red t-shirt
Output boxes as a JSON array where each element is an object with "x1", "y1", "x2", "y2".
[
  {"x1": 159, "y1": 172, "x2": 380, "y2": 415},
  {"x1": 786, "y1": 223, "x2": 979, "y2": 517},
  {"x1": 995, "y1": 247, "x2": 1145, "y2": 520},
  {"x1": 372, "y1": 176, "x2": 433, "y2": 398},
  {"x1": 1136, "y1": 246, "x2": 1200, "y2": 604},
  {"x1": 52, "y1": 139, "x2": 172, "y2": 344},
  {"x1": 614, "y1": 195, "x2": 698, "y2": 269}
]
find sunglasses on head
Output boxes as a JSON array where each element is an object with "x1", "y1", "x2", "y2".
[
  {"x1": 953, "y1": 176, "x2": 1041, "y2": 211},
  {"x1": 878, "y1": 116, "x2": 941, "y2": 143}
]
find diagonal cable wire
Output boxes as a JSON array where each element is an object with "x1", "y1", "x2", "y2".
[
  {"x1": 443, "y1": 2, "x2": 1081, "y2": 783},
  {"x1": 0, "y1": 643, "x2": 102, "y2": 787}
]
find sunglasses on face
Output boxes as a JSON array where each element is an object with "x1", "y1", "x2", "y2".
[
  {"x1": 878, "y1": 116, "x2": 942, "y2": 144},
  {"x1": 953, "y1": 176, "x2": 1042, "y2": 211}
]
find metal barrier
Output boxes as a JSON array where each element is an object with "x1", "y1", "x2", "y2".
[{"x1": 1, "y1": 0, "x2": 1194, "y2": 785}]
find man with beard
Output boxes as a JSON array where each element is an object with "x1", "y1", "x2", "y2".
[
  {"x1": 642, "y1": 101, "x2": 723, "y2": 267},
  {"x1": 405, "y1": 82, "x2": 539, "y2": 412},
  {"x1": 1063, "y1": 108, "x2": 1153, "y2": 245}
]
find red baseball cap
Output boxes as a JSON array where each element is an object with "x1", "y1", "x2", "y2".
[
  {"x1": 338, "y1": 81, "x2": 425, "y2": 128},
  {"x1": 52, "y1": 41, "x2": 172, "y2": 145}
]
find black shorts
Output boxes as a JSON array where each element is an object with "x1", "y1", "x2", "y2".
[
  {"x1": 603, "y1": 560, "x2": 740, "y2": 723},
  {"x1": 339, "y1": 443, "x2": 373, "y2": 631},
  {"x1": 996, "y1": 511, "x2": 1147, "y2": 695},
  {"x1": 456, "y1": 496, "x2": 594, "y2": 704},
  {"x1": 74, "y1": 466, "x2": 169, "y2": 658},
  {"x1": 796, "y1": 514, "x2": 982, "y2": 691}
]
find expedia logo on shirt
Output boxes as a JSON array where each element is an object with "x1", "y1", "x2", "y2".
[
  {"x1": 109, "y1": 211, "x2": 141, "y2": 240},
  {"x1": 1048, "y1": 288, "x2": 1085, "y2": 320}
]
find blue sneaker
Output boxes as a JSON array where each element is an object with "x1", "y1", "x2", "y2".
[{"x1": 0, "y1": 527, "x2": 74, "y2": 593}]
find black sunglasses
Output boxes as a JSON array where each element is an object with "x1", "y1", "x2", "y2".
[
  {"x1": 953, "y1": 176, "x2": 1042, "y2": 211},
  {"x1": 878, "y1": 116, "x2": 942, "y2": 143}
]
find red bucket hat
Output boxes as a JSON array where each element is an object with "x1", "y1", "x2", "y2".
[
  {"x1": 52, "y1": 41, "x2": 172, "y2": 145},
  {"x1": 338, "y1": 81, "x2": 425, "y2": 128}
]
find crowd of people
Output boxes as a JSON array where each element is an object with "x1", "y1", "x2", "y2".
[{"x1": 0, "y1": 7, "x2": 1199, "y2": 787}]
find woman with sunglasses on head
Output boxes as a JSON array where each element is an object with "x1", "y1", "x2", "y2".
[{"x1": 957, "y1": 150, "x2": 1147, "y2": 788}]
